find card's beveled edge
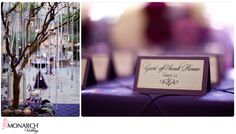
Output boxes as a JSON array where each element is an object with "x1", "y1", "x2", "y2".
[
  {"x1": 201, "y1": 56, "x2": 209, "y2": 94},
  {"x1": 211, "y1": 54, "x2": 223, "y2": 87},
  {"x1": 133, "y1": 56, "x2": 210, "y2": 96},
  {"x1": 82, "y1": 56, "x2": 90, "y2": 89}
]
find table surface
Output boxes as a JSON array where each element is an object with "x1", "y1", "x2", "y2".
[{"x1": 82, "y1": 70, "x2": 234, "y2": 116}]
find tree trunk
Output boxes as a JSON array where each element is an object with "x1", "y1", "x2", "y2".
[{"x1": 12, "y1": 73, "x2": 22, "y2": 108}]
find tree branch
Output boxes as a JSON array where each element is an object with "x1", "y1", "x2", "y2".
[
  {"x1": 1, "y1": 3, "x2": 7, "y2": 29},
  {"x1": 25, "y1": 2, "x2": 45, "y2": 44},
  {"x1": 15, "y1": 3, "x2": 45, "y2": 67},
  {"x1": 3, "y1": 2, "x2": 79, "y2": 71},
  {"x1": 19, "y1": 2, "x2": 59, "y2": 69},
  {"x1": 55, "y1": 4, "x2": 69, "y2": 15},
  {"x1": 7, "y1": 2, "x2": 20, "y2": 14},
  {"x1": 1, "y1": 2, "x2": 18, "y2": 73},
  {"x1": 47, "y1": 12, "x2": 79, "y2": 32}
]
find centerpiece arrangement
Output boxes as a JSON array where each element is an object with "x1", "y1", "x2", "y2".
[{"x1": 1, "y1": 2, "x2": 80, "y2": 116}]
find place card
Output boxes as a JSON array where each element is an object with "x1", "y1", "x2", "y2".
[
  {"x1": 133, "y1": 56, "x2": 211, "y2": 95},
  {"x1": 112, "y1": 50, "x2": 136, "y2": 77},
  {"x1": 161, "y1": 51, "x2": 223, "y2": 86},
  {"x1": 92, "y1": 54, "x2": 116, "y2": 82},
  {"x1": 209, "y1": 54, "x2": 223, "y2": 86},
  {"x1": 81, "y1": 57, "x2": 96, "y2": 89}
]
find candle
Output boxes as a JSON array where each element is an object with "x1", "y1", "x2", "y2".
[
  {"x1": 2, "y1": 109, "x2": 13, "y2": 116},
  {"x1": 14, "y1": 109, "x2": 23, "y2": 116},
  {"x1": 23, "y1": 108, "x2": 32, "y2": 116}
]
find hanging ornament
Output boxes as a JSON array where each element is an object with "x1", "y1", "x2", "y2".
[{"x1": 35, "y1": 29, "x2": 40, "y2": 33}]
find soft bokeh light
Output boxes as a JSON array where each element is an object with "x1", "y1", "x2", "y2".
[{"x1": 87, "y1": 2, "x2": 143, "y2": 21}]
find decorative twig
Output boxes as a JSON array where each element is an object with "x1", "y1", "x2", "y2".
[
  {"x1": 7, "y1": 2, "x2": 20, "y2": 14},
  {"x1": 2, "y1": 2, "x2": 79, "y2": 72}
]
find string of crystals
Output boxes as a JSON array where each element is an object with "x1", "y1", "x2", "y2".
[
  {"x1": 55, "y1": 4, "x2": 60, "y2": 109},
  {"x1": 47, "y1": 35, "x2": 52, "y2": 99},
  {"x1": 74, "y1": 2, "x2": 79, "y2": 85},
  {"x1": 27, "y1": 2, "x2": 32, "y2": 97},
  {"x1": 65, "y1": 3, "x2": 70, "y2": 80},
  {"x1": 19, "y1": 3, "x2": 26, "y2": 103},
  {"x1": 59, "y1": 3, "x2": 63, "y2": 93},
  {"x1": 69, "y1": 3, "x2": 74, "y2": 89}
]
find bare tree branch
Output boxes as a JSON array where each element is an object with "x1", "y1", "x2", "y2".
[
  {"x1": 1, "y1": 2, "x2": 18, "y2": 73},
  {"x1": 19, "y1": 2, "x2": 59, "y2": 69},
  {"x1": 2, "y1": 1, "x2": 80, "y2": 109},
  {"x1": 47, "y1": 12, "x2": 79, "y2": 32},
  {"x1": 55, "y1": 4, "x2": 69, "y2": 15},
  {"x1": 15, "y1": 3, "x2": 46, "y2": 67},
  {"x1": 2, "y1": 2, "x2": 79, "y2": 72},
  {"x1": 6, "y1": 2, "x2": 20, "y2": 14},
  {"x1": 1, "y1": 3, "x2": 7, "y2": 28}
]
